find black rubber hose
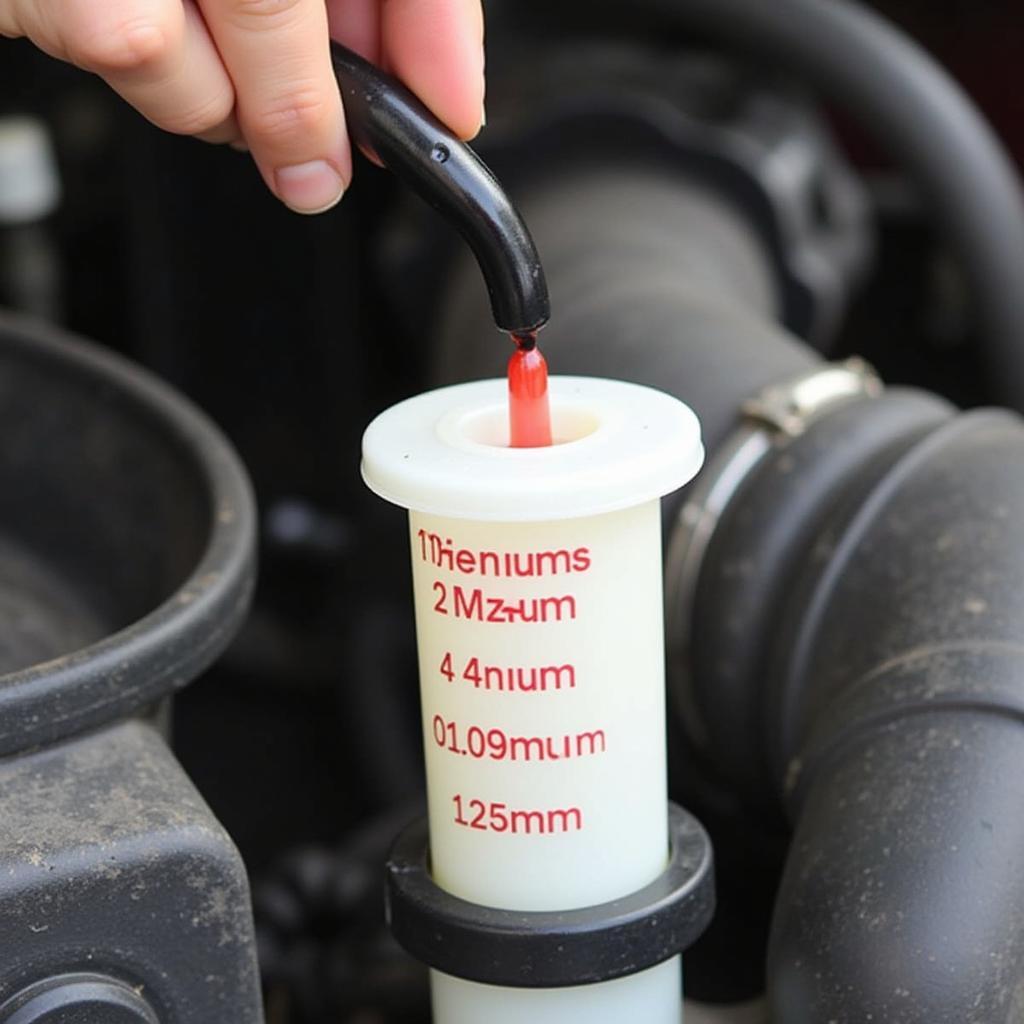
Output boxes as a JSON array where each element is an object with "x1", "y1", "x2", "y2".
[
  {"x1": 330, "y1": 43, "x2": 550, "y2": 335},
  {"x1": 576, "y1": 0, "x2": 1024, "y2": 408},
  {"x1": 689, "y1": 387, "x2": 954, "y2": 810},
  {"x1": 761, "y1": 409, "x2": 1024, "y2": 1020}
]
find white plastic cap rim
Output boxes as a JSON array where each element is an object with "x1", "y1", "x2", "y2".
[{"x1": 361, "y1": 376, "x2": 704, "y2": 521}]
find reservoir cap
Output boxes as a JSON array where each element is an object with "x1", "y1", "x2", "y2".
[{"x1": 362, "y1": 376, "x2": 703, "y2": 522}]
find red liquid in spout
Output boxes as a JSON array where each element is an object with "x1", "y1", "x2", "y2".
[{"x1": 508, "y1": 331, "x2": 553, "y2": 448}]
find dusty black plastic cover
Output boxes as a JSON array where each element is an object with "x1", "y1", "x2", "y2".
[
  {"x1": 0, "y1": 722, "x2": 263, "y2": 1024},
  {"x1": 0, "y1": 311, "x2": 256, "y2": 756}
]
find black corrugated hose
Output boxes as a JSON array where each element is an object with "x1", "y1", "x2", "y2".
[{"x1": 578, "y1": 0, "x2": 1024, "y2": 408}]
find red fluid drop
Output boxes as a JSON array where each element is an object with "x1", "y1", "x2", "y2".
[{"x1": 508, "y1": 332, "x2": 553, "y2": 448}]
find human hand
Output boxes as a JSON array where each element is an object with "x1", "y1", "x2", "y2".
[{"x1": 0, "y1": 0, "x2": 485, "y2": 213}]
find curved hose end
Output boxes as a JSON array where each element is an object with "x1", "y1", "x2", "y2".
[{"x1": 330, "y1": 43, "x2": 550, "y2": 337}]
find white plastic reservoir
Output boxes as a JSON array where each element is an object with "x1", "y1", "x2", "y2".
[{"x1": 362, "y1": 375, "x2": 703, "y2": 1024}]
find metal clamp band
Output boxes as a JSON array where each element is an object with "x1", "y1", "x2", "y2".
[{"x1": 665, "y1": 359, "x2": 882, "y2": 751}]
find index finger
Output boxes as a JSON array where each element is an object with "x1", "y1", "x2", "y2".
[{"x1": 199, "y1": 0, "x2": 350, "y2": 213}]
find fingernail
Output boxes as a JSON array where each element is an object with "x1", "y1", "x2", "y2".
[
  {"x1": 480, "y1": 102, "x2": 487, "y2": 128},
  {"x1": 230, "y1": 141, "x2": 249, "y2": 153},
  {"x1": 274, "y1": 160, "x2": 345, "y2": 214}
]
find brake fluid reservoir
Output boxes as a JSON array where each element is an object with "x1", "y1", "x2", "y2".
[{"x1": 362, "y1": 375, "x2": 703, "y2": 1024}]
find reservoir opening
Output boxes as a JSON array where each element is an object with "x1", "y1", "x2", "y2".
[{"x1": 449, "y1": 402, "x2": 603, "y2": 449}]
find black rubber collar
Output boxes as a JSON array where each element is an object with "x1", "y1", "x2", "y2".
[{"x1": 385, "y1": 802, "x2": 714, "y2": 989}]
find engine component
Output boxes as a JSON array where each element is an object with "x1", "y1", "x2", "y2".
[
  {"x1": 0, "y1": 311, "x2": 262, "y2": 1022},
  {"x1": 0, "y1": 723, "x2": 259, "y2": 1024},
  {"x1": 587, "y1": 0, "x2": 1024, "y2": 404}
]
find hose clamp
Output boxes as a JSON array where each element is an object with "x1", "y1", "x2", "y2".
[{"x1": 665, "y1": 358, "x2": 882, "y2": 750}]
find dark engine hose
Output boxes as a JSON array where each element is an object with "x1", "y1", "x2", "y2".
[
  {"x1": 761, "y1": 410, "x2": 1024, "y2": 1020},
  {"x1": 579, "y1": 0, "x2": 1024, "y2": 408}
]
